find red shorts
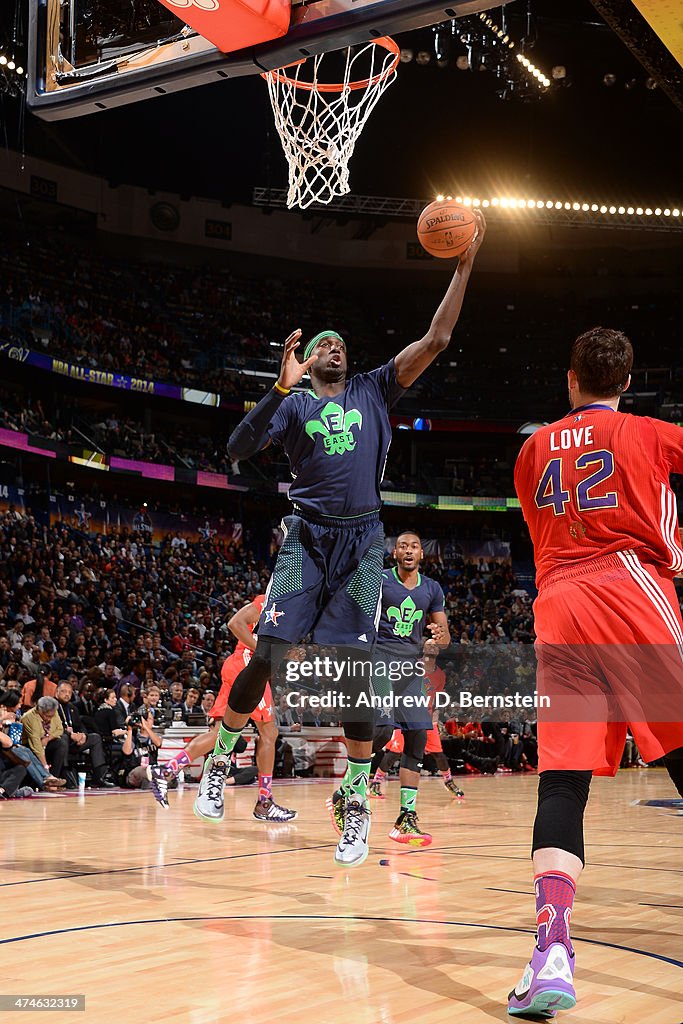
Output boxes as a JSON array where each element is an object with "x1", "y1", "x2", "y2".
[
  {"x1": 535, "y1": 551, "x2": 683, "y2": 776},
  {"x1": 385, "y1": 726, "x2": 443, "y2": 756},
  {"x1": 210, "y1": 649, "x2": 274, "y2": 724}
]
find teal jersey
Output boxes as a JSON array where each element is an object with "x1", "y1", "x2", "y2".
[
  {"x1": 377, "y1": 567, "x2": 445, "y2": 653},
  {"x1": 267, "y1": 360, "x2": 404, "y2": 518}
]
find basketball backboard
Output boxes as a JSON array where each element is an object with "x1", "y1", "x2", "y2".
[{"x1": 28, "y1": 0, "x2": 501, "y2": 120}]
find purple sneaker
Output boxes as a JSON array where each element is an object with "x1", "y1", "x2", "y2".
[{"x1": 508, "y1": 943, "x2": 576, "y2": 1018}]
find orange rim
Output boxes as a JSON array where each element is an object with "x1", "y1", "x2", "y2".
[{"x1": 261, "y1": 37, "x2": 400, "y2": 93}]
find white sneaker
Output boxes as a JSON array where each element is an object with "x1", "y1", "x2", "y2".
[
  {"x1": 334, "y1": 796, "x2": 371, "y2": 868},
  {"x1": 193, "y1": 753, "x2": 230, "y2": 822}
]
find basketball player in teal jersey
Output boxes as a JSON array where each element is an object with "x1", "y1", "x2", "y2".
[
  {"x1": 195, "y1": 213, "x2": 486, "y2": 868},
  {"x1": 359, "y1": 531, "x2": 451, "y2": 846}
]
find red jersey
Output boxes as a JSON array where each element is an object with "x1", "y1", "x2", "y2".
[
  {"x1": 232, "y1": 594, "x2": 266, "y2": 659},
  {"x1": 515, "y1": 405, "x2": 683, "y2": 587},
  {"x1": 425, "y1": 666, "x2": 446, "y2": 713}
]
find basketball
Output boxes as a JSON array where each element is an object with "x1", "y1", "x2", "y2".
[{"x1": 416, "y1": 200, "x2": 478, "y2": 258}]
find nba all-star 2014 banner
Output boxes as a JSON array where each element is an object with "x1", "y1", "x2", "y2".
[
  {"x1": 49, "y1": 493, "x2": 242, "y2": 547},
  {"x1": 0, "y1": 343, "x2": 221, "y2": 407}
]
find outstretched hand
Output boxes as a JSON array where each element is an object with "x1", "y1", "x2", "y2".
[
  {"x1": 277, "y1": 329, "x2": 318, "y2": 391},
  {"x1": 458, "y1": 210, "x2": 487, "y2": 266}
]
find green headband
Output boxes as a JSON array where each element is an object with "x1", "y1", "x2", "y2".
[{"x1": 303, "y1": 331, "x2": 345, "y2": 362}]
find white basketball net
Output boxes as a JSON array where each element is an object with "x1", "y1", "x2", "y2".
[{"x1": 263, "y1": 39, "x2": 399, "y2": 210}]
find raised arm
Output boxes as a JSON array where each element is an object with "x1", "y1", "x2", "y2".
[
  {"x1": 394, "y1": 212, "x2": 486, "y2": 388},
  {"x1": 227, "y1": 329, "x2": 317, "y2": 461}
]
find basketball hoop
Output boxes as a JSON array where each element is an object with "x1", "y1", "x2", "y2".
[{"x1": 262, "y1": 38, "x2": 400, "y2": 210}]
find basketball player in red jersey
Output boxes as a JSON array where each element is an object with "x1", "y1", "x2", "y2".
[
  {"x1": 148, "y1": 594, "x2": 296, "y2": 822},
  {"x1": 508, "y1": 328, "x2": 683, "y2": 1017},
  {"x1": 369, "y1": 643, "x2": 464, "y2": 808}
]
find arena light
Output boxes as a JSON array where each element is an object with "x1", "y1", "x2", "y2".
[
  {"x1": 516, "y1": 51, "x2": 550, "y2": 90},
  {"x1": 429, "y1": 193, "x2": 680, "y2": 224}
]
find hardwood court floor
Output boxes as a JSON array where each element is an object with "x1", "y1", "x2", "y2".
[{"x1": 2, "y1": 771, "x2": 681, "y2": 1024}]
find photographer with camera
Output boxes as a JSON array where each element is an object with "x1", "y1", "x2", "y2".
[{"x1": 115, "y1": 706, "x2": 162, "y2": 788}]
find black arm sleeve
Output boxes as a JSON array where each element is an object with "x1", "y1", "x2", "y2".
[{"x1": 227, "y1": 388, "x2": 287, "y2": 461}]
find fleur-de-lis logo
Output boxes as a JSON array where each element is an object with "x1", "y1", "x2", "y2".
[
  {"x1": 386, "y1": 595, "x2": 424, "y2": 638},
  {"x1": 305, "y1": 402, "x2": 363, "y2": 456}
]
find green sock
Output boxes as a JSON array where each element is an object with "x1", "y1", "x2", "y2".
[
  {"x1": 343, "y1": 756, "x2": 372, "y2": 803},
  {"x1": 213, "y1": 724, "x2": 243, "y2": 758},
  {"x1": 400, "y1": 786, "x2": 418, "y2": 813}
]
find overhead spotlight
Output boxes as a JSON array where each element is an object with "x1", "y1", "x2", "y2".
[
  {"x1": 552, "y1": 65, "x2": 566, "y2": 80},
  {"x1": 455, "y1": 54, "x2": 469, "y2": 71},
  {"x1": 673, "y1": 208, "x2": 681, "y2": 217},
  {"x1": 654, "y1": 207, "x2": 662, "y2": 216},
  {"x1": 600, "y1": 205, "x2": 607, "y2": 213},
  {"x1": 416, "y1": 51, "x2": 431, "y2": 65},
  {"x1": 603, "y1": 73, "x2": 617, "y2": 87},
  {"x1": 400, "y1": 48, "x2": 414, "y2": 64},
  {"x1": 609, "y1": 206, "x2": 616, "y2": 214},
  {"x1": 572, "y1": 202, "x2": 580, "y2": 211},
  {"x1": 436, "y1": 194, "x2": 445, "y2": 202},
  {"x1": 7, "y1": 60, "x2": 15, "y2": 71},
  {"x1": 554, "y1": 201, "x2": 562, "y2": 210},
  {"x1": 0, "y1": 56, "x2": 7, "y2": 66},
  {"x1": 590, "y1": 204, "x2": 598, "y2": 212},
  {"x1": 636, "y1": 207, "x2": 643, "y2": 215},
  {"x1": 581, "y1": 203, "x2": 589, "y2": 211},
  {"x1": 16, "y1": 66, "x2": 23, "y2": 76},
  {"x1": 618, "y1": 206, "x2": 625, "y2": 214},
  {"x1": 645, "y1": 207, "x2": 652, "y2": 215},
  {"x1": 627, "y1": 207, "x2": 634, "y2": 215},
  {"x1": 645, "y1": 77, "x2": 658, "y2": 90}
]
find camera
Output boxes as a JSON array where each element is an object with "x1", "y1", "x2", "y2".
[{"x1": 127, "y1": 709, "x2": 148, "y2": 727}]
